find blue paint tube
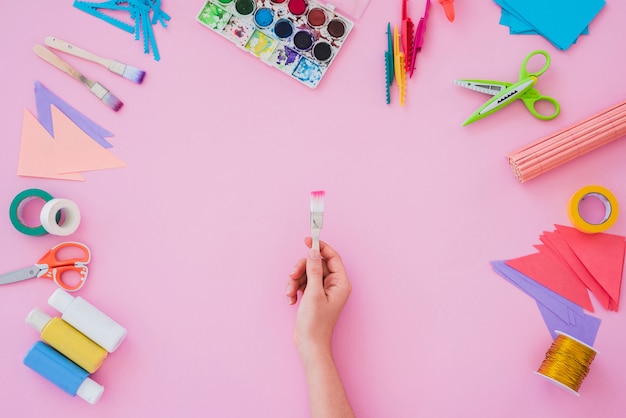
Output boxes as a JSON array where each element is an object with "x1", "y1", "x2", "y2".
[{"x1": 23, "y1": 341, "x2": 104, "y2": 404}]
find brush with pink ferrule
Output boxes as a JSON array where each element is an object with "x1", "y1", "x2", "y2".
[{"x1": 310, "y1": 191, "x2": 325, "y2": 252}]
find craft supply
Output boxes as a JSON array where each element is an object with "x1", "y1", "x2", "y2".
[
  {"x1": 491, "y1": 260, "x2": 601, "y2": 347},
  {"x1": 33, "y1": 45, "x2": 123, "y2": 111},
  {"x1": 0, "y1": 242, "x2": 90, "y2": 292},
  {"x1": 535, "y1": 332, "x2": 597, "y2": 395},
  {"x1": 393, "y1": 25, "x2": 406, "y2": 106},
  {"x1": 401, "y1": 0, "x2": 414, "y2": 71},
  {"x1": 503, "y1": 224, "x2": 625, "y2": 312},
  {"x1": 493, "y1": 0, "x2": 605, "y2": 50},
  {"x1": 384, "y1": 23, "x2": 394, "y2": 104},
  {"x1": 18, "y1": 106, "x2": 127, "y2": 182},
  {"x1": 568, "y1": 185, "x2": 618, "y2": 234},
  {"x1": 507, "y1": 99, "x2": 626, "y2": 183},
  {"x1": 384, "y1": 0, "x2": 429, "y2": 103},
  {"x1": 34, "y1": 81, "x2": 113, "y2": 149},
  {"x1": 310, "y1": 191, "x2": 325, "y2": 252},
  {"x1": 40, "y1": 198, "x2": 82, "y2": 236},
  {"x1": 9, "y1": 189, "x2": 60, "y2": 236},
  {"x1": 196, "y1": 0, "x2": 354, "y2": 89},
  {"x1": 18, "y1": 110, "x2": 84, "y2": 181},
  {"x1": 45, "y1": 37, "x2": 146, "y2": 84},
  {"x1": 73, "y1": 0, "x2": 170, "y2": 61},
  {"x1": 26, "y1": 308, "x2": 107, "y2": 373},
  {"x1": 454, "y1": 50, "x2": 560, "y2": 126},
  {"x1": 409, "y1": 0, "x2": 430, "y2": 78},
  {"x1": 438, "y1": 0, "x2": 454, "y2": 22},
  {"x1": 23, "y1": 341, "x2": 104, "y2": 404},
  {"x1": 49, "y1": 289, "x2": 127, "y2": 353}
]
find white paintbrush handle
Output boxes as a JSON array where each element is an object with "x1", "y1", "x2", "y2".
[
  {"x1": 33, "y1": 44, "x2": 90, "y2": 85},
  {"x1": 45, "y1": 36, "x2": 112, "y2": 68}
]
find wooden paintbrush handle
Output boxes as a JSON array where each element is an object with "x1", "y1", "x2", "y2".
[
  {"x1": 45, "y1": 36, "x2": 110, "y2": 67},
  {"x1": 33, "y1": 44, "x2": 86, "y2": 83}
]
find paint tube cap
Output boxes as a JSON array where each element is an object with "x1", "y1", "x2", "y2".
[
  {"x1": 48, "y1": 288, "x2": 74, "y2": 313},
  {"x1": 76, "y1": 377, "x2": 104, "y2": 404},
  {"x1": 25, "y1": 308, "x2": 52, "y2": 333}
]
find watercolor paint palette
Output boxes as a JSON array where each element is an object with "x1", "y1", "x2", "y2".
[{"x1": 197, "y1": 0, "x2": 354, "y2": 88}]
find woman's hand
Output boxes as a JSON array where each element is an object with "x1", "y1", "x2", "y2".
[{"x1": 286, "y1": 237, "x2": 352, "y2": 357}]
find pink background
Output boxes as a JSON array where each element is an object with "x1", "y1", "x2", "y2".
[{"x1": 1, "y1": 1, "x2": 626, "y2": 417}]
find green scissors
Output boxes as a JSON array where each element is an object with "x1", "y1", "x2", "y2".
[{"x1": 454, "y1": 50, "x2": 560, "y2": 126}]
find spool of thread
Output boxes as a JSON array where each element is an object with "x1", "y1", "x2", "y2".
[
  {"x1": 508, "y1": 99, "x2": 626, "y2": 182},
  {"x1": 535, "y1": 331, "x2": 598, "y2": 396}
]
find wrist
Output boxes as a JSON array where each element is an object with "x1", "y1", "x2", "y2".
[{"x1": 297, "y1": 341, "x2": 333, "y2": 369}]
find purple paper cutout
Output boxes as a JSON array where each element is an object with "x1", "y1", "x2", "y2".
[
  {"x1": 34, "y1": 81, "x2": 113, "y2": 148},
  {"x1": 491, "y1": 260, "x2": 601, "y2": 346},
  {"x1": 535, "y1": 302, "x2": 601, "y2": 347}
]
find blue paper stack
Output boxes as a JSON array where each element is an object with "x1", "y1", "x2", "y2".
[{"x1": 494, "y1": 0, "x2": 606, "y2": 50}]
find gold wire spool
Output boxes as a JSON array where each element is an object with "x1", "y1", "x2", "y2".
[{"x1": 535, "y1": 331, "x2": 598, "y2": 396}]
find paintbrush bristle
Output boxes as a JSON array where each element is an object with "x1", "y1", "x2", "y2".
[
  {"x1": 102, "y1": 92, "x2": 124, "y2": 112},
  {"x1": 310, "y1": 191, "x2": 325, "y2": 213},
  {"x1": 310, "y1": 191, "x2": 325, "y2": 251},
  {"x1": 89, "y1": 82, "x2": 123, "y2": 111},
  {"x1": 310, "y1": 190, "x2": 325, "y2": 230},
  {"x1": 108, "y1": 60, "x2": 145, "y2": 84},
  {"x1": 122, "y1": 65, "x2": 146, "y2": 84}
]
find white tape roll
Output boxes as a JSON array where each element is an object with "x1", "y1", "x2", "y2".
[{"x1": 40, "y1": 198, "x2": 81, "y2": 236}]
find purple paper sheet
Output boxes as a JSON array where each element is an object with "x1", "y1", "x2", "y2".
[
  {"x1": 34, "y1": 81, "x2": 113, "y2": 148},
  {"x1": 491, "y1": 260, "x2": 601, "y2": 346},
  {"x1": 535, "y1": 302, "x2": 601, "y2": 347}
]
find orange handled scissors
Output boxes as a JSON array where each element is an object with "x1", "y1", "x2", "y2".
[{"x1": 0, "y1": 242, "x2": 90, "y2": 291}]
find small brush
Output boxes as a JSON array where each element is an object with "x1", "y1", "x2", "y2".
[
  {"x1": 310, "y1": 191, "x2": 325, "y2": 252},
  {"x1": 45, "y1": 36, "x2": 145, "y2": 84},
  {"x1": 33, "y1": 44, "x2": 123, "y2": 112}
]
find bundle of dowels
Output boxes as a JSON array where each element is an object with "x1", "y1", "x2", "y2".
[{"x1": 508, "y1": 99, "x2": 626, "y2": 182}]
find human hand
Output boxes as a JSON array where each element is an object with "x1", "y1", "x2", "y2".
[{"x1": 286, "y1": 237, "x2": 352, "y2": 357}]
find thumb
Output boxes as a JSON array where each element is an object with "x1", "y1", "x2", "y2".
[{"x1": 305, "y1": 248, "x2": 324, "y2": 294}]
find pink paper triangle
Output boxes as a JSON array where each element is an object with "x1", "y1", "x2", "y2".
[
  {"x1": 555, "y1": 224, "x2": 625, "y2": 310},
  {"x1": 17, "y1": 109, "x2": 84, "y2": 181},
  {"x1": 506, "y1": 246, "x2": 594, "y2": 312},
  {"x1": 540, "y1": 230, "x2": 611, "y2": 310},
  {"x1": 51, "y1": 105, "x2": 127, "y2": 173}
]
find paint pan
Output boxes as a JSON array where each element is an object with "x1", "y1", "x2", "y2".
[{"x1": 197, "y1": 0, "x2": 365, "y2": 88}]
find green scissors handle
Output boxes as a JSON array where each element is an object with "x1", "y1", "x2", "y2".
[
  {"x1": 519, "y1": 50, "x2": 551, "y2": 79},
  {"x1": 518, "y1": 50, "x2": 560, "y2": 120},
  {"x1": 520, "y1": 88, "x2": 560, "y2": 120}
]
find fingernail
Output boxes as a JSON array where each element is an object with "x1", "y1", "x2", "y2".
[{"x1": 309, "y1": 248, "x2": 321, "y2": 260}]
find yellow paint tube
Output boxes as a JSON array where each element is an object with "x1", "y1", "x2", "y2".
[{"x1": 26, "y1": 308, "x2": 107, "y2": 373}]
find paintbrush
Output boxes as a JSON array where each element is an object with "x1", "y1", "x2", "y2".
[
  {"x1": 45, "y1": 36, "x2": 145, "y2": 84},
  {"x1": 310, "y1": 191, "x2": 325, "y2": 252},
  {"x1": 33, "y1": 44, "x2": 123, "y2": 112}
]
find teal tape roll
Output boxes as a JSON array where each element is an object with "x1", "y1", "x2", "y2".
[{"x1": 9, "y1": 189, "x2": 59, "y2": 236}]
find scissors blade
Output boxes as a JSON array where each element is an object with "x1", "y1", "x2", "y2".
[
  {"x1": 453, "y1": 80, "x2": 510, "y2": 96},
  {"x1": 0, "y1": 266, "x2": 41, "y2": 285},
  {"x1": 479, "y1": 78, "x2": 535, "y2": 115}
]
